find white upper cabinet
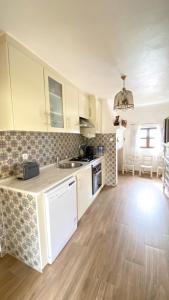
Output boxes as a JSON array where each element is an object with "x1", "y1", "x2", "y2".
[
  {"x1": 0, "y1": 35, "x2": 47, "y2": 131},
  {"x1": 9, "y1": 44, "x2": 47, "y2": 131},
  {"x1": 0, "y1": 33, "x2": 101, "y2": 133},
  {"x1": 79, "y1": 92, "x2": 89, "y2": 119},
  {"x1": 0, "y1": 37, "x2": 13, "y2": 130},
  {"x1": 81, "y1": 95, "x2": 102, "y2": 137},
  {"x1": 65, "y1": 82, "x2": 80, "y2": 133},
  {"x1": 89, "y1": 95, "x2": 102, "y2": 133},
  {"x1": 44, "y1": 68, "x2": 65, "y2": 132}
]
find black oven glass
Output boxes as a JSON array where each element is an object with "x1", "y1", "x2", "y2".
[{"x1": 92, "y1": 163, "x2": 102, "y2": 195}]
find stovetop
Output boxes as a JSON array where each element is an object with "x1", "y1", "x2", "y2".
[{"x1": 70, "y1": 156, "x2": 97, "y2": 162}]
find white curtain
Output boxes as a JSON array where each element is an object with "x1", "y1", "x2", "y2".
[
  {"x1": 123, "y1": 123, "x2": 163, "y2": 170},
  {"x1": 124, "y1": 124, "x2": 139, "y2": 157}
]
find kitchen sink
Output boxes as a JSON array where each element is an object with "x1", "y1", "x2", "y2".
[{"x1": 58, "y1": 162, "x2": 83, "y2": 169}]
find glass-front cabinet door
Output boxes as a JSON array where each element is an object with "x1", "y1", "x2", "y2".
[{"x1": 44, "y1": 68, "x2": 65, "y2": 131}]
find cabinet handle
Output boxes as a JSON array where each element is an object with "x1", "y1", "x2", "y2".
[{"x1": 69, "y1": 180, "x2": 75, "y2": 186}]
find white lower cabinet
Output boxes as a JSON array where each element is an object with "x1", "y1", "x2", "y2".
[{"x1": 76, "y1": 165, "x2": 92, "y2": 220}]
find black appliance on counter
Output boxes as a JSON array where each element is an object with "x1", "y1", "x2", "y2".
[
  {"x1": 86, "y1": 146, "x2": 96, "y2": 158},
  {"x1": 16, "y1": 161, "x2": 39, "y2": 180},
  {"x1": 79, "y1": 144, "x2": 87, "y2": 158},
  {"x1": 70, "y1": 145, "x2": 97, "y2": 162}
]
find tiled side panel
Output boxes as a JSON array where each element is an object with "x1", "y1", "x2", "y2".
[
  {"x1": 0, "y1": 131, "x2": 83, "y2": 178},
  {"x1": 0, "y1": 188, "x2": 41, "y2": 271},
  {"x1": 0, "y1": 237, "x2": 6, "y2": 257},
  {"x1": 0, "y1": 196, "x2": 6, "y2": 257},
  {"x1": 86, "y1": 133, "x2": 117, "y2": 186}
]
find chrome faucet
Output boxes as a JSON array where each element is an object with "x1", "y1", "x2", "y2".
[{"x1": 56, "y1": 156, "x2": 59, "y2": 167}]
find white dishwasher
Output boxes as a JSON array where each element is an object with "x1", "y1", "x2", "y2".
[{"x1": 44, "y1": 176, "x2": 77, "y2": 264}]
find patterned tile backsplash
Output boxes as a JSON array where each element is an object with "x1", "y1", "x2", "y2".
[
  {"x1": 86, "y1": 133, "x2": 117, "y2": 186},
  {"x1": 0, "y1": 131, "x2": 83, "y2": 178},
  {"x1": 0, "y1": 131, "x2": 117, "y2": 186}
]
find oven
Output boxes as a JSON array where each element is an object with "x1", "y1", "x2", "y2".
[{"x1": 92, "y1": 161, "x2": 102, "y2": 195}]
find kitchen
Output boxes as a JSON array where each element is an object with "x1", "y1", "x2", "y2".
[
  {"x1": 0, "y1": 0, "x2": 169, "y2": 299},
  {"x1": 0, "y1": 32, "x2": 116, "y2": 272}
]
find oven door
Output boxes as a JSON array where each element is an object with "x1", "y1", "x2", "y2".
[{"x1": 92, "y1": 164, "x2": 102, "y2": 195}]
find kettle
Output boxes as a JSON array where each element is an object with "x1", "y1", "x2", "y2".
[{"x1": 79, "y1": 144, "x2": 87, "y2": 158}]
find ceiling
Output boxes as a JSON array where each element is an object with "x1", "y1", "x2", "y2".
[{"x1": 0, "y1": 0, "x2": 169, "y2": 106}]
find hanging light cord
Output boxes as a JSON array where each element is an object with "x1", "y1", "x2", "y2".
[{"x1": 121, "y1": 75, "x2": 126, "y2": 90}]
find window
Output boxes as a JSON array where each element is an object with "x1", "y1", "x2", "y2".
[{"x1": 139, "y1": 127, "x2": 157, "y2": 148}]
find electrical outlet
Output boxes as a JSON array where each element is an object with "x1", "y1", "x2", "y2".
[{"x1": 22, "y1": 153, "x2": 28, "y2": 160}]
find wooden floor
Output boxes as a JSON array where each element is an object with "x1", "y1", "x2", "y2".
[{"x1": 1, "y1": 175, "x2": 169, "y2": 300}]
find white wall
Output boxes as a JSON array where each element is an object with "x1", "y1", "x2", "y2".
[
  {"x1": 100, "y1": 99, "x2": 169, "y2": 171},
  {"x1": 119, "y1": 102, "x2": 169, "y2": 171},
  {"x1": 119, "y1": 102, "x2": 169, "y2": 126},
  {"x1": 101, "y1": 99, "x2": 169, "y2": 132}
]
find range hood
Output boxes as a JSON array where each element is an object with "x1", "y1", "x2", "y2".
[{"x1": 79, "y1": 117, "x2": 94, "y2": 128}]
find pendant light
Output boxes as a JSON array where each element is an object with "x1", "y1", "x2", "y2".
[{"x1": 114, "y1": 75, "x2": 134, "y2": 110}]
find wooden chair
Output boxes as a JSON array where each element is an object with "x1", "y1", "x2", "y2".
[{"x1": 139, "y1": 156, "x2": 153, "y2": 178}]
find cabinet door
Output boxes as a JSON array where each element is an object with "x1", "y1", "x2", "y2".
[
  {"x1": 44, "y1": 68, "x2": 65, "y2": 132},
  {"x1": 9, "y1": 44, "x2": 47, "y2": 131},
  {"x1": 76, "y1": 166, "x2": 92, "y2": 220},
  {"x1": 0, "y1": 40, "x2": 13, "y2": 130},
  {"x1": 65, "y1": 83, "x2": 80, "y2": 133},
  {"x1": 79, "y1": 92, "x2": 89, "y2": 119}
]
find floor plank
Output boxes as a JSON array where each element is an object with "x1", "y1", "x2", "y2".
[{"x1": 0, "y1": 175, "x2": 169, "y2": 300}]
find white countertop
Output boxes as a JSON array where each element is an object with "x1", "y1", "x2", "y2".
[{"x1": 0, "y1": 157, "x2": 103, "y2": 195}]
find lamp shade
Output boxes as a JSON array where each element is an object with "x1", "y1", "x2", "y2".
[{"x1": 114, "y1": 75, "x2": 134, "y2": 110}]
